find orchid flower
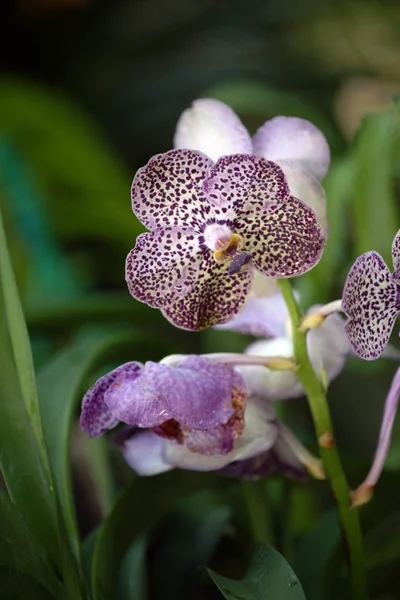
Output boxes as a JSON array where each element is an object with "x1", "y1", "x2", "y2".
[
  {"x1": 174, "y1": 98, "x2": 331, "y2": 234},
  {"x1": 79, "y1": 351, "x2": 322, "y2": 480},
  {"x1": 342, "y1": 229, "x2": 400, "y2": 360},
  {"x1": 125, "y1": 99, "x2": 328, "y2": 331},
  {"x1": 113, "y1": 395, "x2": 323, "y2": 481}
]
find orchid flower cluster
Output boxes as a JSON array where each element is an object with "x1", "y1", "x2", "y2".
[{"x1": 80, "y1": 98, "x2": 400, "y2": 508}]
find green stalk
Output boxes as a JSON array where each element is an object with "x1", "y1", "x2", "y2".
[{"x1": 277, "y1": 279, "x2": 368, "y2": 600}]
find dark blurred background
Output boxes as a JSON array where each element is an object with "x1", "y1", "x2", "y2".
[{"x1": 1, "y1": 0, "x2": 400, "y2": 572}]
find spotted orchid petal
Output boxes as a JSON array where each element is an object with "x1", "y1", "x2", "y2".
[
  {"x1": 80, "y1": 362, "x2": 142, "y2": 438},
  {"x1": 104, "y1": 355, "x2": 246, "y2": 429},
  {"x1": 205, "y1": 154, "x2": 326, "y2": 278},
  {"x1": 162, "y1": 260, "x2": 251, "y2": 330},
  {"x1": 252, "y1": 116, "x2": 330, "y2": 180},
  {"x1": 131, "y1": 149, "x2": 214, "y2": 231},
  {"x1": 392, "y1": 229, "x2": 400, "y2": 281},
  {"x1": 277, "y1": 160, "x2": 329, "y2": 235},
  {"x1": 342, "y1": 251, "x2": 400, "y2": 360},
  {"x1": 162, "y1": 396, "x2": 278, "y2": 471},
  {"x1": 173, "y1": 98, "x2": 252, "y2": 162},
  {"x1": 215, "y1": 292, "x2": 290, "y2": 338},
  {"x1": 126, "y1": 229, "x2": 201, "y2": 309}
]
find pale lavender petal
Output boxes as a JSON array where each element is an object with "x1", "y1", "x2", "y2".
[
  {"x1": 125, "y1": 229, "x2": 200, "y2": 309},
  {"x1": 205, "y1": 155, "x2": 326, "y2": 278},
  {"x1": 162, "y1": 255, "x2": 252, "y2": 330},
  {"x1": 163, "y1": 396, "x2": 278, "y2": 471},
  {"x1": 80, "y1": 362, "x2": 142, "y2": 438},
  {"x1": 173, "y1": 98, "x2": 252, "y2": 162},
  {"x1": 307, "y1": 311, "x2": 350, "y2": 382},
  {"x1": 105, "y1": 356, "x2": 246, "y2": 430},
  {"x1": 131, "y1": 149, "x2": 214, "y2": 231},
  {"x1": 237, "y1": 337, "x2": 304, "y2": 400},
  {"x1": 342, "y1": 251, "x2": 400, "y2": 360},
  {"x1": 247, "y1": 271, "x2": 279, "y2": 299},
  {"x1": 277, "y1": 160, "x2": 329, "y2": 235},
  {"x1": 392, "y1": 229, "x2": 400, "y2": 281},
  {"x1": 215, "y1": 292, "x2": 290, "y2": 338},
  {"x1": 115, "y1": 428, "x2": 172, "y2": 476},
  {"x1": 358, "y1": 367, "x2": 400, "y2": 488},
  {"x1": 154, "y1": 378, "x2": 246, "y2": 457},
  {"x1": 252, "y1": 116, "x2": 330, "y2": 180}
]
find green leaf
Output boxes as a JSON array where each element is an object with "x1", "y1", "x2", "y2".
[
  {"x1": 117, "y1": 535, "x2": 148, "y2": 600},
  {"x1": 150, "y1": 491, "x2": 231, "y2": 600},
  {"x1": 351, "y1": 108, "x2": 399, "y2": 265},
  {"x1": 0, "y1": 491, "x2": 64, "y2": 597},
  {"x1": 37, "y1": 331, "x2": 155, "y2": 560},
  {"x1": 0, "y1": 566, "x2": 57, "y2": 600},
  {"x1": 292, "y1": 510, "x2": 341, "y2": 600},
  {"x1": 0, "y1": 77, "x2": 143, "y2": 247},
  {"x1": 0, "y1": 206, "x2": 59, "y2": 562},
  {"x1": 91, "y1": 471, "x2": 227, "y2": 600},
  {"x1": 208, "y1": 544, "x2": 307, "y2": 600}
]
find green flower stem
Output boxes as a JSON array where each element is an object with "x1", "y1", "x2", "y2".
[{"x1": 277, "y1": 279, "x2": 368, "y2": 600}]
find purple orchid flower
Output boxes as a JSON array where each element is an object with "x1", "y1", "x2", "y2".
[
  {"x1": 126, "y1": 101, "x2": 328, "y2": 331},
  {"x1": 113, "y1": 394, "x2": 323, "y2": 481},
  {"x1": 342, "y1": 229, "x2": 400, "y2": 360},
  {"x1": 80, "y1": 355, "x2": 247, "y2": 457}
]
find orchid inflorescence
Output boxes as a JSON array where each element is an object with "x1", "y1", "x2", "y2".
[{"x1": 80, "y1": 98, "x2": 400, "y2": 507}]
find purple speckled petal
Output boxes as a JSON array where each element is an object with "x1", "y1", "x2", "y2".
[
  {"x1": 131, "y1": 149, "x2": 214, "y2": 231},
  {"x1": 277, "y1": 160, "x2": 329, "y2": 235},
  {"x1": 252, "y1": 116, "x2": 330, "y2": 180},
  {"x1": 204, "y1": 155, "x2": 326, "y2": 278},
  {"x1": 116, "y1": 428, "x2": 173, "y2": 476},
  {"x1": 105, "y1": 356, "x2": 246, "y2": 429},
  {"x1": 126, "y1": 229, "x2": 201, "y2": 309},
  {"x1": 163, "y1": 396, "x2": 277, "y2": 471},
  {"x1": 215, "y1": 292, "x2": 290, "y2": 338},
  {"x1": 392, "y1": 229, "x2": 400, "y2": 281},
  {"x1": 162, "y1": 256, "x2": 252, "y2": 330},
  {"x1": 173, "y1": 98, "x2": 252, "y2": 162},
  {"x1": 80, "y1": 362, "x2": 142, "y2": 438},
  {"x1": 342, "y1": 251, "x2": 400, "y2": 360}
]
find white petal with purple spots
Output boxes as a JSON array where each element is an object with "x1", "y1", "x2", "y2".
[
  {"x1": 162, "y1": 257, "x2": 252, "y2": 330},
  {"x1": 392, "y1": 229, "x2": 400, "y2": 281},
  {"x1": 126, "y1": 228, "x2": 201, "y2": 309},
  {"x1": 342, "y1": 251, "x2": 400, "y2": 360},
  {"x1": 131, "y1": 149, "x2": 214, "y2": 231}
]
